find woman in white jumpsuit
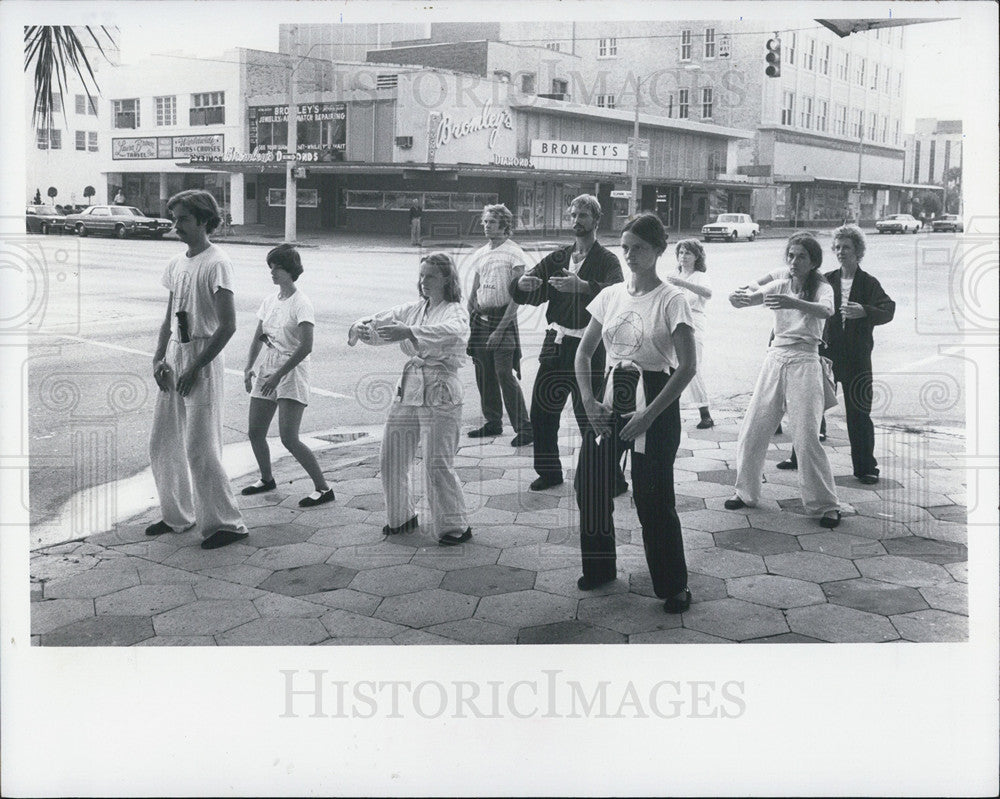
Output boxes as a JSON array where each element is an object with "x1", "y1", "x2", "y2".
[
  {"x1": 348, "y1": 252, "x2": 472, "y2": 545},
  {"x1": 667, "y1": 239, "x2": 714, "y2": 428},
  {"x1": 242, "y1": 245, "x2": 333, "y2": 508},
  {"x1": 726, "y1": 233, "x2": 842, "y2": 528}
]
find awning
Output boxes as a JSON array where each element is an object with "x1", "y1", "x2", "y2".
[
  {"x1": 774, "y1": 174, "x2": 943, "y2": 191},
  {"x1": 814, "y1": 18, "x2": 955, "y2": 38}
]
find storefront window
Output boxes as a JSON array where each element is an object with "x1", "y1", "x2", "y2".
[{"x1": 343, "y1": 191, "x2": 499, "y2": 211}]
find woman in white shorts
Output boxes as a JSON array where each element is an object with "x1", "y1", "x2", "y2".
[
  {"x1": 667, "y1": 238, "x2": 714, "y2": 428},
  {"x1": 242, "y1": 245, "x2": 333, "y2": 507}
]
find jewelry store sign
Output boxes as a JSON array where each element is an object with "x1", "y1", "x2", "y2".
[
  {"x1": 112, "y1": 134, "x2": 224, "y2": 160},
  {"x1": 530, "y1": 140, "x2": 630, "y2": 173}
]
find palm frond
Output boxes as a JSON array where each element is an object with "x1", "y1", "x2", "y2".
[{"x1": 25, "y1": 26, "x2": 110, "y2": 130}]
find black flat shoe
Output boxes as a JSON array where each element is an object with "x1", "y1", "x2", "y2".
[
  {"x1": 696, "y1": 418, "x2": 715, "y2": 429},
  {"x1": 468, "y1": 425, "x2": 502, "y2": 438},
  {"x1": 663, "y1": 588, "x2": 692, "y2": 614},
  {"x1": 529, "y1": 475, "x2": 563, "y2": 491},
  {"x1": 577, "y1": 574, "x2": 616, "y2": 591},
  {"x1": 819, "y1": 511, "x2": 841, "y2": 529},
  {"x1": 724, "y1": 496, "x2": 748, "y2": 510},
  {"x1": 438, "y1": 527, "x2": 472, "y2": 546},
  {"x1": 856, "y1": 474, "x2": 879, "y2": 485},
  {"x1": 241, "y1": 478, "x2": 276, "y2": 495},
  {"x1": 383, "y1": 515, "x2": 418, "y2": 535},
  {"x1": 510, "y1": 433, "x2": 534, "y2": 447},
  {"x1": 299, "y1": 488, "x2": 335, "y2": 507},
  {"x1": 776, "y1": 459, "x2": 798, "y2": 470},
  {"x1": 145, "y1": 520, "x2": 174, "y2": 536},
  {"x1": 201, "y1": 529, "x2": 249, "y2": 549}
]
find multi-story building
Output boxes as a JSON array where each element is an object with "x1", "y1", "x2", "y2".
[
  {"x1": 292, "y1": 19, "x2": 924, "y2": 224},
  {"x1": 903, "y1": 119, "x2": 962, "y2": 187},
  {"x1": 25, "y1": 27, "x2": 121, "y2": 208}
]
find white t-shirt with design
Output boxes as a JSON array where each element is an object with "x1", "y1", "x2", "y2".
[
  {"x1": 587, "y1": 282, "x2": 694, "y2": 371},
  {"x1": 760, "y1": 278, "x2": 835, "y2": 348},
  {"x1": 161, "y1": 244, "x2": 235, "y2": 340},
  {"x1": 676, "y1": 269, "x2": 711, "y2": 335},
  {"x1": 471, "y1": 238, "x2": 528, "y2": 309},
  {"x1": 256, "y1": 288, "x2": 316, "y2": 357}
]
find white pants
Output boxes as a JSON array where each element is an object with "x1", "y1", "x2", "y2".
[
  {"x1": 735, "y1": 347, "x2": 839, "y2": 516},
  {"x1": 149, "y1": 340, "x2": 245, "y2": 537},
  {"x1": 381, "y1": 400, "x2": 469, "y2": 535},
  {"x1": 682, "y1": 329, "x2": 709, "y2": 407}
]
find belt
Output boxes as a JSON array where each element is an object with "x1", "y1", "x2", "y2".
[
  {"x1": 400, "y1": 355, "x2": 450, "y2": 405},
  {"x1": 547, "y1": 323, "x2": 586, "y2": 344}
]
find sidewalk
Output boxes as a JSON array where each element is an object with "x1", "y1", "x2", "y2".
[{"x1": 30, "y1": 411, "x2": 968, "y2": 645}]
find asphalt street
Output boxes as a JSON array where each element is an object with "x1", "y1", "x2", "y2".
[{"x1": 22, "y1": 228, "x2": 967, "y2": 534}]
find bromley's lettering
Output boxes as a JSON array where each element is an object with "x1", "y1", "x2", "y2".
[
  {"x1": 537, "y1": 142, "x2": 625, "y2": 158},
  {"x1": 435, "y1": 99, "x2": 513, "y2": 150}
]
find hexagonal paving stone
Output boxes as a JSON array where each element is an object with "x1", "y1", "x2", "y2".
[
  {"x1": 851, "y1": 499, "x2": 932, "y2": 524},
  {"x1": 944, "y1": 561, "x2": 967, "y2": 583},
  {"x1": 765, "y1": 551, "x2": 860, "y2": 583},
  {"x1": 535, "y1": 566, "x2": 628, "y2": 598},
  {"x1": 318, "y1": 637, "x2": 397, "y2": 646},
  {"x1": 486, "y1": 491, "x2": 560, "y2": 513},
  {"x1": 308, "y1": 523, "x2": 382, "y2": 548},
  {"x1": 686, "y1": 548, "x2": 766, "y2": 579},
  {"x1": 258, "y1": 563, "x2": 358, "y2": 596},
  {"x1": 855, "y1": 555, "x2": 952, "y2": 588},
  {"x1": 31, "y1": 599, "x2": 95, "y2": 635},
  {"x1": 239, "y1": 523, "x2": 317, "y2": 549},
  {"x1": 674, "y1": 480, "x2": 740, "y2": 499},
  {"x1": 498, "y1": 543, "x2": 581, "y2": 572},
  {"x1": 409, "y1": 542, "x2": 502, "y2": 572},
  {"x1": 374, "y1": 588, "x2": 477, "y2": 627},
  {"x1": 880, "y1": 537, "x2": 967, "y2": 565},
  {"x1": 475, "y1": 590, "x2": 577, "y2": 629},
  {"x1": 798, "y1": 532, "x2": 886, "y2": 559},
  {"x1": 393, "y1": 629, "x2": 460, "y2": 645},
  {"x1": 628, "y1": 570, "x2": 728, "y2": 602},
  {"x1": 245, "y1": 542, "x2": 336, "y2": 571},
  {"x1": 327, "y1": 540, "x2": 416, "y2": 570},
  {"x1": 455, "y1": 466, "x2": 505, "y2": 482},
  {"x1": 578, "y1": 593, "x2": 682, "y2": 635},
  {"x1": 426, "y1": 618, "x2": 519, "y2": 644},
  {"x1": 786, "y1": 604, "x2": 899, "y2": 643},
  {"x1": 462, "y1": 478, "x2": 524, "y2": 497},
  {"x1": 135, "y1": 562, "x2": 207, "y2": 585},
  {"x1": 924, "y1": 505, "x2": 966, "y2": 523},
  {"x1": 240, "y1": 505, "x2": 303, "y2": 528},
  {"x1": 191, "y1": 579, "x2": 264, "y2": 600},
  {"x1": 42, "y1": 566, "x2": 140, "y2": 599},
  {"x1": 917, "y1": 583, "x2": 968, "y2": 616},
  {"x1": 298, "y1": 588, "x2": 381, "y2": 615},
  {"x1": 252, "y1": 594, "x2": 330, "y2": 617},
  {"x1": 153, "y1": 600, "x2": 259, "y2": 636},
  {"x1": 727, "y1": 574, "x2": 826, "y2": 609},
  {"x1": 197, "y1": 564, "x2": 272, "y2": 587},
  {"x1": 682, "y1": 598, "x2": 788, "y2": 642},
  {"x1": 904, "y1": 519, "x2": 967, "y2": 544},
  {"x1": 42, "y1": 615, "x2": 154, "y2": 646},
  {"x1": 681, "y1": 509, "x2": 750, "y2": 533},
  {"x1": 133, "y1": 636, "x2": 217, "y2": 646},
  {"x1": 469, "y1": 524, "x2": 550, "y2": 549},
  {"x1": 683, "y1": 468, "x2": 738, "y2": 486},
  {"x1": 822, "y1": 578, "x2": 929, "y2": 616},
  {"x1": 95, "y1": 584, "x2": 197, "y2": 616},
  {"x1": 350, "y1": 563, "x2": 445, "y2": 597},
  {"x1": 440, "y1": 564, "x2": 536, "y2": 597},
  {"x1": 714, "y1": 528, "x2": 801, "y2": 556},
  {"x1": 674, "y1": 456, "x2": 729, "y2": 473},
  {"x1": 344, "y1": 493, "x2": 385, "y2": 512},
  {"x1": 320, "y1": 608, "x2": 409, "y2": 638},
  {"x1": 628, "y1": 627, "x2": 730, "y2": 644},
  {"x1": 162, "y1": 543, "x2": 255, "y2": 571},
  {"x1": 518, "y1": 620, "x2": 627, "y2": 644},
  {"x1": 891, "y1": 609, "x2": 968, "y2": 642},
  {"x1": 674, "y1": 495, "x2": 708, "y2": 512},
  {"x1": 746, "y1": 632, "x2": 825, "y2": 644},
  {"x1": 748, "y1": 511, "x2": 827, "y2": 536},
  {"x1": 216, "y1": 617, "x2": 329, "y2": 646}
]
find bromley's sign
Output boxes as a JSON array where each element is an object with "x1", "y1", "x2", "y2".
[{"x1": 435, "y1": 99, "x2": 513, "y2": 150}]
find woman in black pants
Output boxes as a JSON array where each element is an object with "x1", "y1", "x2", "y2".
[{"x1": 573, "y1": 214, "x2": 697, "y2": 613}]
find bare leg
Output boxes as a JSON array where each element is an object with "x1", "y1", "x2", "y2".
[
  {"x1": 247, "y1": 397, "x2": 278, "y2": 482},
  {"x1": 278, "y1": 399, "x2": 328, "y2": 491}
]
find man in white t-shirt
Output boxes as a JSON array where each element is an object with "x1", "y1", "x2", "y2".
[
  {"x1": 466, "y1": 204, "x2": 533, "y2": 446},
  {"x1": 145, "y1": 190, "x2": 247, "y2": 549}
]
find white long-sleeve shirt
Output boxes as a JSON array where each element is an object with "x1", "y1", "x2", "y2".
[{"x1": 355, "y1": 299, "x2": 470, "y2": 406}]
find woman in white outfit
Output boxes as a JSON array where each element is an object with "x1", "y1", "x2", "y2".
[
  {"x1": 242, "y1": 245, "x2": 333, "y2": 507},
  {"x1": 726, "y1": 233, "x2": 842, "y2": 528},
  {"x1": 348, "y1": 252, "x2": 472, "y2": 545},
  {"x1": 666, "y1": 239, "x2": 714, "y2": 428}
]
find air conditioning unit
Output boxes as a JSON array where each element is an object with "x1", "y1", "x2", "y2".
[
  {"x1": 395, "y1": 136, "x2": 413, "y2": 149},
  {"x1": 293, "y1": 167, "x2": 307, "y2": 179}
]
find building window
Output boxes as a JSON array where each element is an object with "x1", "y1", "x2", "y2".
[
  {"x1": 894, "y1": 119, "x2": 900, "y2": 145},
  {"x1": 704, "y1": 28, "x2": 716, "y2": 58},
  {"x1": 36, "y1": 93, "x2": 63, "y2": 114},
  {"x1": 787, "y1": 33, "x2": 796, "y2": 65},
  {"x1": 880, "y1": 115, "x2": 888, "y2": 144},
  {"x1": 190, "y1": 91, "x2": 225, "y2": 125},
  {"x1": 666, "y1": 93, "x2": 674, "y2": 118},
  {"x1": 36, "y1": 128, "x2": 62, "y2": 149},
  {"x1": 800, "y1": 96, "x2": 813, "y2": 128},
  {"x1": 701, "y1": 87, "x2": 713, "y2": 119},
  {"x1": 944, "y1": 139, "x2": 952, "y2": 173},
  {"x1": 896, "y1": 73, "x2": 902, "y2": 97},
  {"x1": 781, "y1": 91, "x2": 794, "y2": 125},
  {"x1": 850, "y1": 109, "x2": 860, "y2": 139},
  {"x1": 856, "y1": 57, "x2": 866, "y2": 87},
  {"x1": 929, "y1": 140, "x2": 936, "y2": 182},
  {"x1": 913, "y1": 141, "x2": 921, "y2": 183},
  {"x1": 75, "y1": 130, "x2": 87, "y2": 150},
  {"x1": 816, "y1": 100, "x2": 828, "y2": 132},
  {"x1": 836, "y1": 105, "x2": 848, "y2": 135},
  {"x1": 871, "y1": 63, "x2": 880, "y2": 90},
  {"x1": 545, "y1": 42, "x2": 561, "y2": 51},
  {"x1": 837, "y1": 50, "x2": 849, "y2": 81},
  {"x1": 820, "y1": 44, "x2": 830, "y2": 75},
  {"x1": 113, "y1": 98, "x2": 139, "y2": 129},
  {"x1": 551, "y1": 78, "x2": 568, "y2": 96},
  {"x1": 805, "y1": 38, "x2": 815, "y2": 70},
  {"x1": 75, "y1": 93, "x2": 97, "y2": 115},
  {"x1": 598, "y1": 38, "x2": 617, "y2": 57},
  {"x1": 680, "y1": 30, "x2": 692, "y2": 61},
  {"x1": 155, "y1": 96, "x2": 176, "y2": 126},
  {"x1": 596, "y1": 94, "x2": 616, "y2": 108},
  {"x1": 868, "y1": 111, "x2": 877, "y2": 141},
  {"x1": 521, "y1": 73, "x2": 535, "y2": 94},
  {"x1": 88, "y1": 131, "x2": 98, "y2": 152},
  {"x1": 678, "y1": 88, "x2": 689, "y2": 119}
]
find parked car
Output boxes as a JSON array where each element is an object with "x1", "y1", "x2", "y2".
[
  {"x1": 702, "y1": 213, "x2": 759, "y2": 242},
  {"x1": 63, "y1": 205, "x2": 173, "y2": 239},
  {"x1": 26, "y1": 204, "x2": 65, "y2": 234},
  {"x1": 930, "y1": 214, "x2": 964, "y2": 233},
  {"x1": 875, "y1": 213, "x2": 922, "y2": 234}
]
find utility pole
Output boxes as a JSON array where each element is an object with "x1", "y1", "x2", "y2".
[
  {"x1": 284, "y1": 25, "x2": 299, "y2": 244},
  {"x1": 628, "y1": 76, "x2": 646, "y2": 219}
]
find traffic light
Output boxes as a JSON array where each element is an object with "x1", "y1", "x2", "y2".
[{"x1": 765, "y1": 37, "x2": 781, "y2": 78}]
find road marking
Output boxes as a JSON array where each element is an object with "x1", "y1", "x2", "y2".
[{"x1": 53, "y1": 333, "x2": 351, "y2": 398}]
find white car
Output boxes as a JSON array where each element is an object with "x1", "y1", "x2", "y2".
[
  {"x1": 702, "y1": 213, "x2": 759, "y2": 242},
  {"x1": 875, "y1": 213, "x2": 922, "y2": 234}
]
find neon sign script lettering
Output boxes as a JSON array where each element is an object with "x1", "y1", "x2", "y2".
[{"x1": 435, "y1": 100, "x2": 513, "y2": 150}]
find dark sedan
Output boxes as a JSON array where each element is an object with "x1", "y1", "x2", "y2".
[
  {"x1": 26, "y1": 204, "x2": 66, "y2": 234},
  {"x1": 931, "y1": 214, "x2": 964, "y2": 233},
  {"x1": 63, "y1": 205, "x2": 174, "y2": 239}
]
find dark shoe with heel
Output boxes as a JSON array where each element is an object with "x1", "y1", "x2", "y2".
[
  {"x1": 468, "y1": 424, "x2": 502, "y2": 438},
  {"x1": 383, "y1": 515, "x2": 418, "y2": 536},
  {"x1": 299, "y1": 488, "x2": 335, "y2": 507},
  {"x1": 438, "y1": 527, "x2": 472, "y2": 546},
  {"x1": 724, "y1": 496, "x2": 748, "y2": 510},
  {"x1": 577, "y1": 574, "x2": 616, "y2": 591},
  {"x1": 145, "y1": 520, "x2": 174, "y2": 536},
  {"x1": 201, "y1": 529, "x2": 249, "y2": 549},
  {"x1": 510, "y1": 432, "x2": 534, "y2": 447},
  {"x1": 820, "y1": 511, "x2": 841, "y2": 528},
  {"x1": 696, "y1": 418, "x2": 715, "y2": 429},
  {"x1": 663, "y1": 588, "x2": 692, "y2": 614},
  {"x1": 776, "y1": 459, "x2": 797, "y2": 470},
  {"x1": 529, "y1": 475, "x2": 563, "y2": 491},
  {"x1": 241, "y1": 478, "x2": 276, "y2": 495}
]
